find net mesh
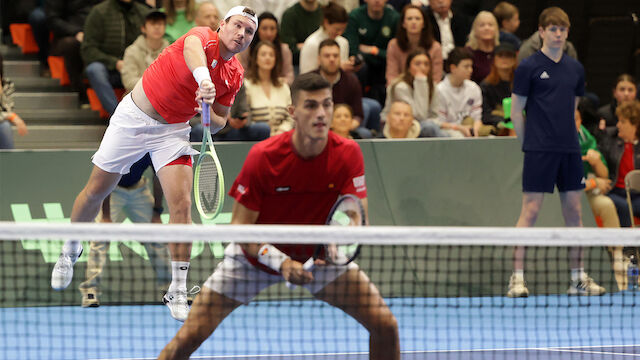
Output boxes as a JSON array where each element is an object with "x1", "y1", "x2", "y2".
[{"x1": 1, "y1": 222, "x2": 639, "y2": 360}]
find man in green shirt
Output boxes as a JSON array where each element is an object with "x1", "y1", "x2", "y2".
[
  {"x1": 280, "y1": 0, "x2": 324, "y2": 65},
  {"x1": 343, "y1": 0, "x2": 399, "y2": 105}
]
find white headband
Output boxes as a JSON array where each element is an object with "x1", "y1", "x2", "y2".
[{"x1": 224, "y1": 6, "x2": 258, "y2": 26}]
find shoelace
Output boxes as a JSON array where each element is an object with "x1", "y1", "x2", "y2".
[
  {"x1": 188, "y1": 285, "x2": 201, "y2": 296},
  {"x1": 54, "y1": 256, "x2": 72, "y2": 272}
]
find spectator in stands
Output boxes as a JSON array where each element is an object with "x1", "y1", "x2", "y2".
[
  {"x1": 517, "y1": 7, "x2": 578, "y2": 64},
  {"x1": 575, "y1": 99, "x2": 624, "y2": 290},
  {"x1": 244, "y1": 41, "x2": 294, "y2": 136},
  {"x1": 45, "y1": 0, "x2": 103, "y2": 108},
  {"x1": 331, "y1": 0, "x2": 360, "y2": 13},
  {"x1": 509, "y1": 7, "x2": 604, "y2": 298},
  {"x1": 280, "y1": 0, "x2": 324, "y2": 66},
  {"x1": 599, "y1": 100, "x2": 640, "y2": 228},
  {"x1": 299, "y1": 2, "x2": 350, "y2": 74},
  {"x1": 424, "y1": 0, "x2": 472, "y2": 60},
  {"x1": 79, "y1": 154, "x2": 171, "y2": 307},
  {"x1": 386, "y1": 4, "x2": 443, "y2": 85},
  {"x1": 466, "y1": 11, "x2": 499, "y2": 84},
  {"x1": 194, "y1": 1, "x2": 220, "y2": 31},
  {"x1": 163, "y1": 0, "x2": 196, "y2": 43},
  {"x1": 121, "y1": 10, "x2": 169, "y2": 93},
  {"x1": 331, "y1": 103, "x2": 361, "y2": 139},
  {"x1": 598, "y1": 74, "x2": 638, "y2": 131},
  {"x1": 28, "y1": 1, "x2": 50, "y2": 76},
  {"x1": 0, "y1": 54, "x2": 28, "y2": 149},
  {"x1": 344, "y1": 0, "x2": 400, "y2": 105},
  {"x1": 237, "y1": 12, "x2": 294, "y2": 85},
  {"x1": 380, "y1": 100, "x2": 421, "y2": 138},
  {"x1": 493, "y1": 1, "x2": 521, "y2": 49},
  {"x1": 436, "y1": 47, "x2": 482, "y2": 137},
  {"x1": 381, "y1": 47, "x2": 443, "y2": 137},
  {"x1": 480, "y1": 42, "x2": 517, "y2": 136},
  {"x1": 81, "y1": 0, "x2": 148, "y2": 116},
  {"x1": 312, "y1": 39, "x2": 375, "y2": 138}
]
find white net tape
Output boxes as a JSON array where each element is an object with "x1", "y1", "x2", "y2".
[{"x1": 0, "y1": 221, "x2": 638, "y2": 246}]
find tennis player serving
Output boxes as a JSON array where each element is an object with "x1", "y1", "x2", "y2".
[
  {"x1": 158, "y1": 73, "x2": 400, "y2": 360},
  {"x1": 50, "y1": 6, "x2": 258, "y2": 322}
]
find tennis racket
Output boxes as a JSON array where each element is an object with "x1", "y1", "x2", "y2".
[
  {"x1": 286, "y1": 194, "x2": 364, "y2": 289},
  {"x1": 193, "y1": 102, "x2": 225, "y2": 219}
]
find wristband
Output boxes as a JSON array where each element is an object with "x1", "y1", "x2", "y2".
[
  {"x1": 257, "y1": 244, "x2": 290, "y2": 272},
  {"x1": 192, "y1": 66, "x2": 212, "y2": 87},
  {"x1": 7, "y1": 113, "x2": 16, "y2": 122},
  {"x1": 371, "y1": 46, "x2": 379, "y2": 56},
  {"x1": 587, "y1": 178, "x2": 597, "y2": 191}
]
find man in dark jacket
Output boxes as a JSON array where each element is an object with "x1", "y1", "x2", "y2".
[
  {"x1": 81, "y1": 0, "x2": 148, "y2": 116},
  {"x1": 45, "y1": 0, "x2": 102, "y2": 107},
  {"x1": 424, "y1": 0, "x2": 471, "y2": 60}
]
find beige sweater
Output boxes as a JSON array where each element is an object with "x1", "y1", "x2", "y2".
[{"x1": 120, "y1": 35, "x2": 169, "y2": 92}]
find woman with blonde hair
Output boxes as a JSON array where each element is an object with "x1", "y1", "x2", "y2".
[{"x1": 466, "y1": 10, "x2": 500, "y2": 83}]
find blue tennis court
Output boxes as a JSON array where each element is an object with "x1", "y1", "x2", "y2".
[{"x1": 2, "y1": 292, "x2": 639, "y2": 360}]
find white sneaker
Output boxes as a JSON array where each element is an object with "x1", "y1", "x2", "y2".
[
  {"x1": 163, "y1": 286, "x2": 200, "y2": 322},
  {"x1": 567, "y1": 275, "x2": 606, "y2": 296},
  {"x1": 51, "y1": 248, "x2": 82, "y2": 290},
  {"x1": 507, "y1": 273, "x2": 529, "y2": 298}
]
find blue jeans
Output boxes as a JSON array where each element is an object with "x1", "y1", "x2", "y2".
[
  {"x1": 86, "y1": 62, "x2": 124, "y2": 116},
  {"x1": 0, "y1": 121, "x2": 14, "y2": 149},
  {"x1": 28, "y1": 7, "x2": 49, "y2": 66},
  {"x1": 607, "y1": 187, "x2": 640, "y2": 227},
  {"x1": 419, "y1": 120, "x2": 449, "y2": 137},
  {"x1": 362, "y1": 97, "x2": 381, "y2": 132}
]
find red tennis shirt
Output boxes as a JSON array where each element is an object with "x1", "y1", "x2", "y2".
[
  {"x1": 229, "y1": 130, "x2": 367, "y2": 273},
  {"x1": 142, "y1": 27, "x2": 243, "y2": 124}
]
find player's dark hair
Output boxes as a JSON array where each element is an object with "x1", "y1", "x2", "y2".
[
  {"x1": 318, "y1": 38, "x2": 340, "y2": 54},
  {"x1": 290, "y1": 72, "x2": 331, "y2": 105},
  {"x1": 445, "y1": 47, "x2": 473, "y2": 73}
]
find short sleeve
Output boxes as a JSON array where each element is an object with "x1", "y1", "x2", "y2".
[
  {"x1": 512, "y1": 60, "x2": 531, "y2": 97},
  {"x1": 184, "y1": 27, "x2": 212, "y2": 47},
  {"x1": 228, "y1": 146, "x2": 264, "y2": 211},
  {"x1": 340, "y1": 142, "x2": 367, "y2": 198}
]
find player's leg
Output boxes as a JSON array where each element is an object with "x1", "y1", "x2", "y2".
[
  {"x1": 314, "y1": 268, "x2": 400, "y2": 360},
  {"x1": 158, "y1": 287, "x2": 241, "y2": 360},
  {"x1": 156, "y1": 161, "x2": 194, "y2": 321},
  {"x1": 51, "y1": 166, "x2": 121, "y2": 290}
]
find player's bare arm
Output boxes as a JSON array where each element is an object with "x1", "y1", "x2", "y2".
[
  {"x1": 511, "y1": 93, "x2": 527, "y2": 143},
  {"x1": 231, "y1": 201, "x2": 313, "y2": 285}
]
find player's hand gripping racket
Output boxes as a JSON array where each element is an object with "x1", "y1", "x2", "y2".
[
  {"x1": 193, "y1": 102, "x2": 225, "y2": 219},
  {"x1": 286, "y1": 194, "x2": 364, "y2": 289}
]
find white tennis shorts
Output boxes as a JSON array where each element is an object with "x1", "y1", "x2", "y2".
[
  {"x1": 203, "y1": 244, "x2": 358, "y2": 304},
  {"x1": 92, "y1": 94, "x2": 199, "y2": 174}
]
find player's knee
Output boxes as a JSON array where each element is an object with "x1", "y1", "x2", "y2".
[{"x1": 168, "y1": 196, "x2": 191, "y2": 218}]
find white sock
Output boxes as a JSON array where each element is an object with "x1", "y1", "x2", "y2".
[
  {"x1": 571, "y1": 268, "x2": 585, "y2": 282},
  {"x1": 62, "y1": 240, "x2": 82, "y2": 257},
  {"x1": 513, "y1": 269, "x2": 524, "y2": 279},
  {"x1": 169, "y1": 261, "x2": 189, "y2": 292}
]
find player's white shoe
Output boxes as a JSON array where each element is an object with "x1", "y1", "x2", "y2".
[
  {"x1": 51, "y1": 248, "x2": 83, "y2": 290},
  {"x1": 163, "y1": 290, "x2": 190, "y2": 322}
]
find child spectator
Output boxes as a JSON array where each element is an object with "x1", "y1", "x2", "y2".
[
  {"x1": 162, "y1": 0, "x2": 196, "y2": 43},
  {"x1": 381, "y1": 47, "x2": 443, "y2": 137},
  {"x1": 331, "y1": 104, "x2": 361, "y2": 139},
  {"x1": 0, "y1": 54, "x2": 27, "y2": 149},
  {"x1": 386, "y1": 4, "x2": 443, "y2": 85},
  {"x1": 466, "y1": 11, "x2": 499, "y2": 84},
  {"x1": 480, "y1": 42, "x2": 517, "y2": 136},
  {"x1": 380, "y1": 100, "x2": 421, "y2": 139},
  {"x1": 299, "y1": 2, "x2": 350, "y2": 74},
  {"x1": 237, "y1": 12, "x2": 294, "y2": 85},
  {"x1": 121, "y1": 10, "x2": 170, "y2": 93},
  {"x1": 493, "y1": 1, "x2": 521, "y2": 49},
  {"x1": 436, "y1": 47, "x2": 482, "y2": 137}
]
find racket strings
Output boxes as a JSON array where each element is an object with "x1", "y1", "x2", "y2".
[{"x1": 198, "y1": 155, "x2": 220, "y2": 213}]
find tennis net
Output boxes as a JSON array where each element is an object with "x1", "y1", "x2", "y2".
[{"x1": 1, "y1": 222, "x2": 639, "y2": 360}]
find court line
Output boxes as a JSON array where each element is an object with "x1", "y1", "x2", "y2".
[{"x1": 89, "y1": 345, "x2": 640, "y2": 360}]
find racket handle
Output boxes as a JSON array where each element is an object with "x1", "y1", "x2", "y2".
[
  {"x1": 202, "y1": 102, "x2": 210, "y2": 127},
  {"x1": 285, "y1": 257, "x2": 315, "y2": 290}
]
